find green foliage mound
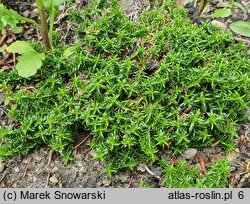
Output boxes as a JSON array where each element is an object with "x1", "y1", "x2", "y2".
[
  {"x1": 0, "y1": 0, "x2": 250, "y2": 175},
  {"x1": 161, "y1": 158, "x2": 230, "y2": 188}
]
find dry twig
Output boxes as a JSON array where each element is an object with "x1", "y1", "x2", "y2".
[{"x1": 74, "y1": 133, "x2": 92, "y2": 149}]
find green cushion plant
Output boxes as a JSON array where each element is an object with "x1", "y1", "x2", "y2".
[
  {"x1": 161, "y1": 158, "x2": 230, "y2": 188},
  {"x1": 0, "y1": 0, "x2": 249, "y2": 177}
]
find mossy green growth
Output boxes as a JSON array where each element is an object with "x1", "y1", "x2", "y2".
[
  {"x1": 161, "y1": 158, "x2": 230, "y2": 188},
  {"x1": 0, "y1": 0, "x2": 250, "y2": 175}
]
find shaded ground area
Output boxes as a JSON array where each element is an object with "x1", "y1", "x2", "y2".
[{"x1": 0, "y1": 0, "x2": 250, "y2": 188}]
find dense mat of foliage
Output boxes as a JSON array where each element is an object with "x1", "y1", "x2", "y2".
[
  {"x1": 161, "y1": 158, "x2": 230, "y2": 188},
  {"x1": 0, "y1": 0, "x2": 249, "y2": 175}
]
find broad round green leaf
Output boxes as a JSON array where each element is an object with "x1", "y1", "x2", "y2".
[
  {"x1": 7, "y1": 41, "x2": 35, "y2": 54},
  {"x1": 16, "y1": 52, "x2": 45, "y2": 78},
  {"x1": 229, "y1": 21, "x2": 250, "y2": 37}
]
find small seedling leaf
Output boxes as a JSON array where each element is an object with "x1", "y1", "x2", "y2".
[
  {"x1": 0, "y1": 48, "x2": 4, "y2": 53},
  {"x1": 7, "y1": 41, "x2": 34, "y2": 54},
  {"x1": 233, "y1": 2, "x2": 247, "y2": 14},
  {"x1": 16, "y1": 52, "x2": 45, "y2": 78},
  {"x1": 11, "y1": 27, "x2": 23, "y2": 34},
  {"x1": 44, "y1": 0, "x2": 65, "y2": 7},
  {"x1": 202, "y1": 4, "x2": 209, "y2": 14},
  {"x1": 209, "y1": 8, "x2": 232, "y2": 18},
  {"x1": 0, "y1": 4, "x2": 36, "y2": 32},
  {"x1": 44, "y1": 0, "x2": 66, "y2": 15},
  {"x1": 229, "y1": 21, "x2": 250, "y2": 37},
  {"x1": 222, "y1": 2, "x2": 247, "y2": 14},
  {"x1": 63, "y1": 47, "x2": 75, "y2": 58},
  {"x1": 7, "y1": 41, "x2": 45, "y2": 78}
]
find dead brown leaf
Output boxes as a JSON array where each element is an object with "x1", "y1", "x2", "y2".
[
  {"x1": 198, "y1": 155, "x2": 206, "y2": 171},
  {"x1": 230, "y1": 174, "x2": 241, "y2": 188}
]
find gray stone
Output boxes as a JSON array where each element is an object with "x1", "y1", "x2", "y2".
[
  {"x1": 239, "y1": 14, "x2": 248, "y2": 21},
  {"x1": 119, "y1": 175, "x2": 129, "y2": 183},
  {"x1": 51, "y1": 166, "x2": 59, "y2": 173},
  {"x1": 30, "y1": 10, "x2": 38, "y2": 19},
  {"x1": 79, "y1": 167, "x2": 87, "y2": 174},
  {"x1": 102, "y1": 179, "x2": 111, "y2": 187},
  {"x1": 245, "y1": 107, "x2": 250, "y2": 121},
  {"x1": 211, "y1": 20, "x2": 227, "y2": 31},
  {"x1": 14, "y1": 167, "x2": 20, "y2": 173},
  {"x1": 232, "y1": 14, "x2": 239, "y2": 20},
  {"x1": 216, "y1": 2, "x2": 224, "y2": 8},
  {"x1": 188, "y1": 7, "x2": 194, "y2": 14},
  {"x1": 22, "y1": 10, "x2": 30, "y2": 18},
  {"x1": 151, "y1": 167, "x2": 161, "y2": 175},
  {"x1": 230, "y1": 166, "x2": 236, "y2": 172},
  {"x1": 226, "y1": 18, "x2": 233, "y2": 24},
  {"x1": 183, "y1": 148, "x2": 198, "y2": 159},
  {"x1": 136, "y1": 163, "x2": 146, "y2": 172},
  {"x1": 0, "y1": 93, "x2": 6, "y2": 105},
  {"x1": 0, "y1": 162, "x2": 4, "y2": 173}
]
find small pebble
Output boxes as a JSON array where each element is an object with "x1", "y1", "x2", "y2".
[
  {"x1": 230, "y1": 166, "x2": 236, "y2": 172},
  {"x1": 31, "y1": 3, "x2": 37, "y2": 8},
  {"x1": 75, "y1": 159, "x2": 85, "y2": 167},
  {"x1": 51, "y1": 166, "x2": 59, "y2": 174},
  {"x1": 239, "y1": 14, "x2": 248, "y2": 21},
  {"x1": 89, "y1": 150, "x2": 97, "y2": 158},
  {"x1": 102, "y1": 179, "x2": 111, "y2": 187},
  {"x1": 59, "y1": 5, "x2": 65, "y2": 11},
  {"x1": 0, "y1": 93, "x2": 6, "y2": 105},
  {"x1": 211, "y1": 20, "x2": 227, "y2": 31},
  {"x1": 79, "y1": 167, "x2": 87, "y2": 174},
  {"x1": 0, "y1": 163, "x2": 5, "y2": 173},
  {"x1": 22, "y1": 10, "x2": 30, "y2": 18},
  {"x1": 183, "y1": 148, "x2": 198, "y2": 159},
  {"x1": 34, "y1": 155, "x2": 42, "y2": 161},
  {"x1": 151, "y1": 167, "x2": 161, "y2": 175},
  {"x1": 119, "y1": 175, "x2": 129, "y2": 183},
  {"x1": 14, "y1": 167, "x2": 19, "y2": 173},
  {"x1": 49, "y1": 175, "x2": 58, "y2": 184},
  {"x1": 1, "y1": 120, "x2": 6, "y2": 127},
  {"x1": 188, "y1": 7, "x2": 194, "y2": 14},
  {"x1": 216, "y1": 2, "x2": 224, "y2": 8},
  {"x1": 30, "y1": 10, "x2": 38, "y2": 19},
  {"x1": 232, "y1": 14, "x2": 239, "y2": 20},
  {"x1": 137, "y1": 164, "x2": 146, "y2": 172},
  {"x1": 227, "y1": 151, "x2": 240, "y2": 161},
  {"x1": 210, "y1": 147, "x2": 216, "y2": 154},
  {"x1": 245, "y1": 107, "x2": 250, "y2": 121},
  {"x1": 226, "y1": 19, "x2": 233, "y2": 24}
]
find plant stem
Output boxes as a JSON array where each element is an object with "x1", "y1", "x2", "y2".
[
  {"x1": 21, "y1": 17, "x2": 42, "y2": 33},
  {"x1": 49, "y1": 13, "x2": 55, "y2": 46},
  {"x1": 36, "y1": 0, "x2": 51, "y2": 51}
]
